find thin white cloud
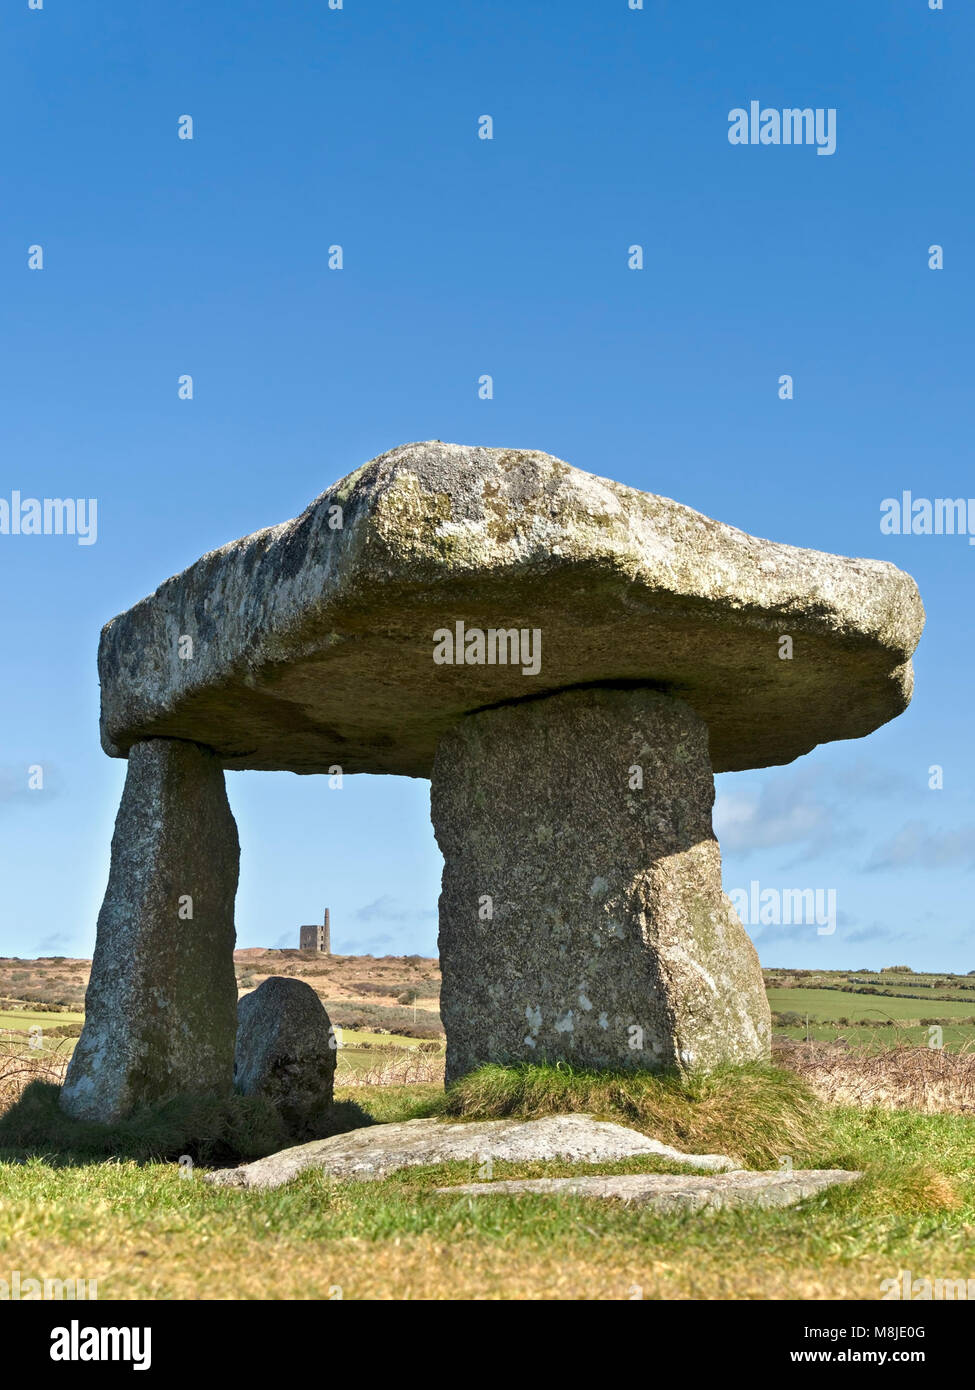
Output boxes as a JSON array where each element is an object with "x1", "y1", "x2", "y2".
[
  {"x1": 865, "y1": 821, "x2": 975, "y2": 871},
  {"x1": 354, "y1": 895, "x2": 437, "y2": 924}
]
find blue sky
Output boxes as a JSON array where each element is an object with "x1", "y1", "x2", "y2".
[{"x1": 1, "y1": 0, "x2": 971, "y2": 971}]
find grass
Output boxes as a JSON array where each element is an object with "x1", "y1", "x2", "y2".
[
  {"x1": 334, "y1": 1031, "x2": 442, "y2": 1080},
  {"x1": 776, "y1": 1037, "x2": 975, "y2": 1114},
  {"x1": 336, "y1": 1030, "x2": 430, "y2": 1049},
  {"x1": 0, "y1": 1012, "x2": 84, "y2": 1060},
  {"x1": 431, "y1": 1061, "x2": 822, "y2": 1169},
  {"x1": 0, "y1": 1010, "x2": 85, "y2": 1030},
  {"x1": 767, "y1": 985, "x2": 975, "y2": 1055},
  {"x1": 766, "y1": 987, "x2": 975, "y2": 1023},
  {"x1": 2, "y1": 1058, "x2": 973, "y2": 1299},
  {"x1": 0, "y1": 1080, "x2": 377, "y2": 1163},
  {"x1": 3, "y1": 960, "x2": 973, "y2": 1297},
  {"x1": 1, "y1": 1073, "x2": 973, "y2": 1299},
  {"x1": 774, "y1": 1023, "x2": 975, "y2": 1052},
  {"x1": 336, "y1": 1043, "x2": 445, "y2": 1087}
]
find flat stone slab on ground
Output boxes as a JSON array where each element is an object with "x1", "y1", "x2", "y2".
[
  {"x1": 205, "y1": 1113, "x2": 738, "y2": 1191},
  {"x1": 437, "y1": 1169, "x2": 862, "y2": 1211}
]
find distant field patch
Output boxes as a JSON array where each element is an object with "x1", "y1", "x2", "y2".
[
  {"x1": 0, "y1": 1010, "x2": 84, "y2": 1031},
  {"x1": 0, "y1": 1009, "x2": 84, "y2": 1054},
  {"x1": 766, "y1": 988, "x2": 975, "y2": 1023},
  {"x1": 774, "y1": 1024, "x2": 975, "y2": 1053},
  {"x1": 337, "y1": 1030, "x2": 428, "y2": 1049}
]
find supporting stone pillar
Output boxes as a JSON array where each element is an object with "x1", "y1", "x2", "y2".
[
  {"x1": 431, "y1": 687, "x2": 771, "y2": 1084},
  {"x1": 61, "y1": 738, "x2": 239, "y2": 1122}
]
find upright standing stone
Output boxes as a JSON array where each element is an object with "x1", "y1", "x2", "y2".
[
  {"x1": 61, "y1": 738, "x2": 239, "y2": 1122},
  {"x1": 432, "y1": 687, "x2": 771, "y2": 1083}
]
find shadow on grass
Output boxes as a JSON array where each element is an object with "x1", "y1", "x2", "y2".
[{"x1": 0, "y1": 1081, "x2": 375, "y2": 1168}]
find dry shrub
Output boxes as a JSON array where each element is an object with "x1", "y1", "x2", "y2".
[
  {"x1": 0, "y1": 1034, "x2": 70, "y2": 1114},
  {"x1": 339, "y1": 1047, "x2": 445, "y2": 1088},
  {"x1": 774, "y1": 1037, "x2": 975, "y2": 1115}
]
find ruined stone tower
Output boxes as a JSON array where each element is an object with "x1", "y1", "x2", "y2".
[{"x1": 299, "y1": 908, "x2": 330, "y2": 954}]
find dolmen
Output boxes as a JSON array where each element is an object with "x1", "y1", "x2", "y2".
[{"x1": 61, "y1": 442, "x2": 924, "y2": 1121}]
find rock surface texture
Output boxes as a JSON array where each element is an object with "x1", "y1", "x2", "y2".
[
  {"x1": 206, "y1": 1113, "x2": 738, "y2": 1191},
  {"x1": 96, "y1": 442, "x2": 923, "y2": 777},
  {"x1": 61, "y1": 738, "x2": 239, "y2": 1122},
  {"x1": 234, "y1": 977, "x2": 337, "y2": 1139},
  {"x1": 433, "y1": 686, "x2": 772, "y2": 1079}
]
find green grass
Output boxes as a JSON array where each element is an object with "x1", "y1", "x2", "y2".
[
  {"x1": 767, "y1": 986, "x2": 975, "y2": 1053},
  {"x1": 1, "y1": 1018, "x2": 426, "y2": 1047},
  {"x1": 431, "y1": 1060, "x2": 822, "y2": 1169},
  {"x1": 1, "y1": 1069, "x2": 973, "y2": 1299},
  {"x1": 774, "y1": 1023, "x2": 975, "y2": 1052},
  {"x1": 336, "y1": 1029, "x2": 431, "y2": 1049},
  {"x1": 766, "y1": 987, "x2": 975, "y2": 1022},
  {"x1": 1, "y1": 1020, "x2": 436, "y2": 1065},
  {"x1": 334, "y1": 1032, "x2": 444, "y2": 1078},
  {"x1": 0, "y1": 1011, "x2": 83, "y2": 1058},
  {"x1": 0, "y1": 1009, "x2": 85, "y2": 1030}
]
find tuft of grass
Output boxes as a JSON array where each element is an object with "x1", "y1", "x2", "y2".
[
  {"x1": 334, "y1": 1082, "x2": 443, "y2": 1125},
  {"x1": 0, "y1": 1081, "x2": 373, "y2": 1164},
  {"x1": 434, "y1": 1061, "x2": 823, "y2": 1169},
  {"x1": 824, "y1": 1161, "x2": 962, "y2": 1218}
]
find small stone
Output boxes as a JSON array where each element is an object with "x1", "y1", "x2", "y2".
[{"x1": 234, "y1": 977, "x2": 337, "y2": 1140}]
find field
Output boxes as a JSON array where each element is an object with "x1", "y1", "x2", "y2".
[
  {"x1": 5, "y1": 958, "x2": 975, "y2": 1077},
  {"x1": 6, "y1": 957, "x2": 975, "y2": 1083},
  {"x1": 0, "y1": 1009, "x2": 85, "y2": 1035},
  {"x1": 767, "y1": 988, "x2": 975, "y2": 1022},
  {"x1": 765, "y1": 968, "x2": 975, "y2": 1053},
  {"x1": 0, "y1": 950, "x2": 445, "y2": 1040},
  {"x1": 0, "y1": 952, "x2": 447, "y2": 1082},
  {"x1": 0, "y1": 1010, "x2": 84, "y2": 1065},
  {"x1": 1, "y1": 1065, "x2": 974, "y2": 1299},
  {"x1": 0, "y1": 1018, "x2": 441, "y2": 1085},
  {"x1": 2, "y1": 955, "x2": 974, "y2": 1299}
]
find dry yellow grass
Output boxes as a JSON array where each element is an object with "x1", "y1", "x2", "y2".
[
  {"x1": 338, "y1": 1047, "x2": 445, "y2": 1088},
  {"x1": 0, "y1": 1034, "x2": 69, "y2": 1109},
  {"x1": 775, "y1": 1038, "x2": 975, "y2": 1115},
  {"x1": 4, "y1": 1226, "x2": 924, "y2": 1301}
]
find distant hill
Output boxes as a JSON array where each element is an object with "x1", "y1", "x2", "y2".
[
  {"x1": 6, "y1": 956, "x2": 973, "y2": 1050},
  {"x1": 0, "y1": 950, "x2": 444, "y2": 1039}
]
